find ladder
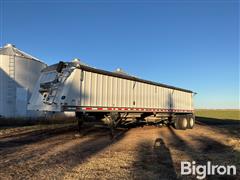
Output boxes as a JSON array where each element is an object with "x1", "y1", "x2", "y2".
[
  {"x1": 43, "y1": 70, "x2": 71, "y2": 105},
  {"x1": 9, "y1": 55, "x2": 15, "y2": 79},
  {"x1": 7, "y1": 55, "x2": 16, "y2": 115}
]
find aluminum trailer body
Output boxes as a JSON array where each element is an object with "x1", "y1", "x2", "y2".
[{"x1": 28, "y1": 61, "x2": 195, "y2": 130}]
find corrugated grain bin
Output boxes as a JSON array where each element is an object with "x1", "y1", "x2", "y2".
[{"x1": 0, "y1": 44, "x2": 47, "y2": 118}]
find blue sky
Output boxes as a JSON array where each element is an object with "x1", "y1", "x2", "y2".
[{"x1": 0, "y1": 0, "x2": 239, "y2": 109}]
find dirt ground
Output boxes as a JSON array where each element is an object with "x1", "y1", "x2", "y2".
[{"x1": 0, "y1": 120, "x2": 239, "y2": 180}]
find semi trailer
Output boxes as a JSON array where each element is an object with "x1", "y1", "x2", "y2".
[{"x1": 28, "y1": 60, "x2": 196, "y2": 131}]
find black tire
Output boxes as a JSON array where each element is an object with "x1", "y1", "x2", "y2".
[
  {"x1": 180, "y1": 117, "x2": 188, "y2": 130},
  {"x1": 174, "y1": 118, "x2": 180, "y2": 129},
  {"x1": 187, "y1": 116, "x2": 195, "y2": 129},
  {"x1": 174, "y1": 117, "x2": 187, "y2": 130}
]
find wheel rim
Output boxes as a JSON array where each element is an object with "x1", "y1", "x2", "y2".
[
  {"x1": 182, "y1": 118, "x2": 188, "y2": 128},
  {"x1": 189, "y1": 118, "x2": 194, "y2": 127}
]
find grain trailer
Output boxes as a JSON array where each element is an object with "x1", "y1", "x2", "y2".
[{"x1": 28, "y1": 60, "x2": 195, "y2": 130}]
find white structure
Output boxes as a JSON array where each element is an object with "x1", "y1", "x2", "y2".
[
  {"x1": 28, "y1": 60, "x2": 195, "y2": 130},
  {"x1": 0, "y1": 44, "x2": 47, "y2": 118},
  {"x1": 29, "y1": 61, "x2": 194, "y2": 113}
]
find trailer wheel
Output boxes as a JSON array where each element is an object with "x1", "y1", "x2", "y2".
[
  {"x1": 174, "y1": 118, "x2": 180, "y2": 129},
  {"x1": 180, "y1": 117, "x2": 188, "y2": 130},
  {"x1": 174, "y1": 117, "x2": 187, "y2": 130},
  {"x1": 187, "y1": 117, "x2": 195, "y2": 129}
]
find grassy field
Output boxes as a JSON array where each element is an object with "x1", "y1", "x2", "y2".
[{"x1": 196, "y1": 109, "x2": 240, "y2": 120}]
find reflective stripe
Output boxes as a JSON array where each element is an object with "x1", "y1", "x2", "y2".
[{"x1": 76, "y1": 107, "x2": 193, "y2": 112}]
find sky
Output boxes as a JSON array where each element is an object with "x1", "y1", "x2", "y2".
[{"x1": 0, "y1": 0, "x2": 239, "y2": 109}]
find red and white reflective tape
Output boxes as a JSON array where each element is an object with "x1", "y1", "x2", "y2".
[
  {"x1": 75, "y1": 107, "x2": 193, "y2": 112},
  {"x1": 62, "y1": 106, "x2": 193, "y2": 112}
]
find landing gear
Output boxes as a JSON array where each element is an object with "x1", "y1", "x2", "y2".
[
  {"x1": 76, "y1": 112, "x2": 86, "y2": 132},
  {"x1": 77, "y1": 117, "x2": 84, "y2": 131}
]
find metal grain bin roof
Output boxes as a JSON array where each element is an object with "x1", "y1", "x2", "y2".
[{"x1": 0, "y1": 44, "x2": 46, "y2": 65}]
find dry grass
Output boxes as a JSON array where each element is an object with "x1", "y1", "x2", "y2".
[
  {"x1": 0, "y1": 123, "x2": 239, "y2": 179},
  {"x1": 0, "y1": 110, "x2": 239, "y2": 179}
]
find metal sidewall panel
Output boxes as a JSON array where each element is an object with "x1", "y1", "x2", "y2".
[
  {"x1": 75, "y1": 69, "x2": 193, "y2": 110},
  {"x1": 28, "y1": 67, "x2": 193, "y2": 113}
]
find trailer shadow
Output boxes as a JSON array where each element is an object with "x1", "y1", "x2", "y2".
[
  {"x1": 0, "y1": 123, "x2": 129, "y2": 179},
  {"x1": 31, "y1": 127, "x2": 128, "y2": 178},
  {"x1": 0, "y1": 121, "x2": 239, "y2": 179},
  {"x1": 0, "y1": 124, "x2": 78, "y2": 149}
]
